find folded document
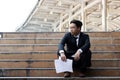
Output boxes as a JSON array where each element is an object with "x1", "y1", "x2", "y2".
[{"x1": 54, "y1": 59, "x2": 73, "y2": 73}]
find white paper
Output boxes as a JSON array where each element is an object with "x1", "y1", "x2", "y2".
[{"x1": 54, "y1": 59, "x2": 73, "y2": 73}]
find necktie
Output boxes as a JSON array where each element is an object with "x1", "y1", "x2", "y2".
[{"x1": 74, "y1": 37, "x2": 78, "y2": 46}]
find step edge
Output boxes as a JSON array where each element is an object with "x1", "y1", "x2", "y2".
[
  {"x1": 0, "y1": 76, "x2": 120, "y2": 79},
  {"x1": 0, "y1": 59, "x2": 119, "y2": 62},
  {"x1": 0, "y1": 44, "x2": 120, "y2": 46},
  {"x1": 0, "y1": 67, "x2": 120, "y2": 70},
  {"x1": 1, "y1": 37, "x2": 120, "y2": 40},
  {"x1": 0, "y1": 51, "x2": 119, "y2": 54}
]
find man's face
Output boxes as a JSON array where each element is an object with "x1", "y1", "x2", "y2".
[{"x1": 69, "y1": 23, "x2": 80, "y2": 35}]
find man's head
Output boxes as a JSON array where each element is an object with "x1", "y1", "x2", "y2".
[{"x1": 69, "y1": 20, "x2": 82, "y2": 36}]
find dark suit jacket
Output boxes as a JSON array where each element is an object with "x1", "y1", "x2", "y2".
[{"x1": 57, "y1": 32, "x2": 92, "y2": 67}]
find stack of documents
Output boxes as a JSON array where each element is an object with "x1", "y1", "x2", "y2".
[{"x1": 54, "y1": 59, "x2": 73, "y2": 73}]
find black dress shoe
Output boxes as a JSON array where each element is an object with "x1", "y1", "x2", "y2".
[
  {"x1": 79, "y1": 72, "x2": 86, "y2": 77},
  {"x1": 64, "y1": 72, "x2": 71, "y2": 77}
]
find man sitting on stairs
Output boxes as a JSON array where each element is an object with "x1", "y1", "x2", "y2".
[{"x1": 57, "y1": 20, "x2": 92, "y2": 77}]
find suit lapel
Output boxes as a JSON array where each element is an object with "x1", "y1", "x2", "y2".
[
  {"x1": 78, "y1": 32, "x2": 83, "y2": 47},
  {"x1": 70, "y1": 33, "x2": 78, "y2": 47}
]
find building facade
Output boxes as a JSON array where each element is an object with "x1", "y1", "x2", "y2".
[{"x1": 16, "y1": 0, "x2": 120, "y2": 32}]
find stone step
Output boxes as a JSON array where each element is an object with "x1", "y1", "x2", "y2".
[
  {"x1": 1, "y1": 32, "x2": 64, "y2": 39},
  {"x1": 0, "y1": 51, "x2": 119, "y2": 60},
  {"x1": 0, "y1": 62, "x2": 28, "y2": 68},
  {"x1": 0, "y1": 67, "x2": 120, "y2": 77},
  {"x1": 0, "y1": 77, "x2": 120, "y2": 80},
  {"x1": 112, "y1": 38, "x2": 120, "y2": 44},
  {"x1": 0, "y1": 38, "x2": 120, "y2": 44},
  {"x1": 30, "y1": 59, "x2": 120, "y2": 68},
  {"x1": 0, "y1": 44, "x2": 119, "y2": 51},
  {"x1": 88, "y1": 32, "x2": 120, "y2": 38},
  {"x1": 0, "y1": 59, "x2": 119, "y2": 68},
  {"x1": 1, "y1": 32, "x2": 120, "y2": 38},
  {"x1": 0, "y1": 32, "x2": 119, "y2": 78}
]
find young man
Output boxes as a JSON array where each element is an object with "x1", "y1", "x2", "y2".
[{"x1": 57, "y1": 20, "x2": 92, "y2": 77}]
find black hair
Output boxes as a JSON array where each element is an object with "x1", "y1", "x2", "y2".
[{"x1": 70, "y1": 20, "x2": 82, "y2": 29}]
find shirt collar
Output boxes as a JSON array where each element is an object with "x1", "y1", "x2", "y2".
[{"x1": 74, "y1": 33, "x2": 80, "y2": 38}]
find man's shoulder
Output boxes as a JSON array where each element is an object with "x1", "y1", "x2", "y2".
[
  {"x1": 80, "y1": 32, "x2": 88, "y2": 36},
  {"x1": 81, "y1": 32, "x2": 89, "y2": 37},
  {"x1": 64, "y1": 32, "x2": 71, "y2": 36}
]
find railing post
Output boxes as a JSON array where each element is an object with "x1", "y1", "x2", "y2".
[{"x1": 102, "y1": 0, "x2": 107, "y2": 31}]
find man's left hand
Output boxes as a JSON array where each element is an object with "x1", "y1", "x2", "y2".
[{"x1": 74, "y1": 50, "x2": 81, "y2": 61}]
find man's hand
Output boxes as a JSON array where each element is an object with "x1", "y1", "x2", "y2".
[
  {"x1": 74, "y1": 50, "x2": 81, "y2": 61},
  {"x1": 60, "y1": 53, "x2": 67, "y2": 61}
]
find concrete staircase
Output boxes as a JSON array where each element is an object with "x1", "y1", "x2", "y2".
[{"x1": 0, "y1": 32, "x2": 120, "y2": 80}]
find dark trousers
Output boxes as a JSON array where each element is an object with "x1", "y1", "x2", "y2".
[
  {"x1": 66, "y1": 52, "x2": 91, "y2": 73},
  {"x1": 65, "y1": 57, "x2": 86, "y2": 73},
  {"x1": 57, "y1": 51, "x2": 91, "y2": 73}
]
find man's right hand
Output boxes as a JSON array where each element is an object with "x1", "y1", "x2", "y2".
[{"x1": 60, "y1": 53, "x2": 66, "y2": 61}]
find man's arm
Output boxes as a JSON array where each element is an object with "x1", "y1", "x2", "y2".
[
  {"x1": 58, "y1": 33, "x2": 68, "y2": 53},
  {"x1": 58, "y1": 33, "x2": 68, "y2": 61},
  {"x1": 80, "y1": 34, "x2": 91, "y2": 53},
  {"x1": 74, "y1": 34, "x2": 90, "y2": 61}
]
